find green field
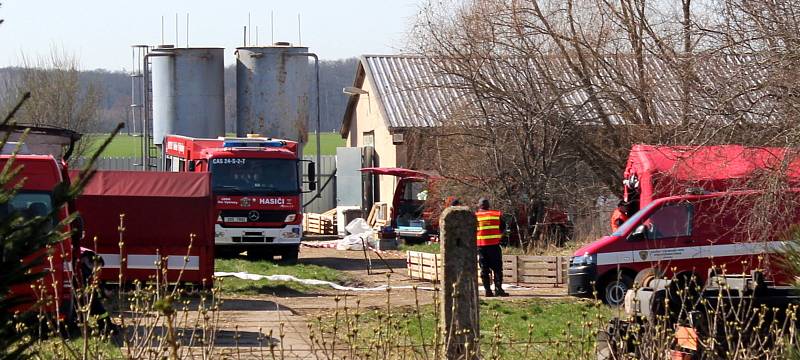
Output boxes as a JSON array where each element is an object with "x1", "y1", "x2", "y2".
[{"x1": 81, "y1": 132, "x2": 345, "y2": 158}]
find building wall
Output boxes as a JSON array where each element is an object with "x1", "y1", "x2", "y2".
[{"x1": 345, "y1": 77, "x2": 398, "y2": 206}]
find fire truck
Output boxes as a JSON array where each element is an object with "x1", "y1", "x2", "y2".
[
  {"x1": 163, "y1": 134, "x2": 314, "y2": 262},
  {"x1": 1, "y1": 154, "x2": 74, "y2": 321},
  {"x1": 0, "y1": 124, "x2": 84, "y2": 324}
]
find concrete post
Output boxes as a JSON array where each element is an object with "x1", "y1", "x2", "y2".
[{"x1": 439, "y1": 206, "x2": 480, "y2": 359}]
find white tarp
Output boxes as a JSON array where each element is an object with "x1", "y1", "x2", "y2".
[
  {"x1": 214, "y1": 271, "x2": 532, "y2": 292},
  {"x1": 214, "y1": 271, "x2": 435, "y2": 292},
  {"x1": 337, "y1": 218, "x2": 375, "y2": 251}
]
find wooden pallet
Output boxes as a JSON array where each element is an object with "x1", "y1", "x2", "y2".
[
  {"x1": 406, "y1": 251, "x2": 569, "y2": 286},
  {"x1": 303, "y1": 211, "x2": 336, "y2": 235},
  {"x1": 406, "y1": 251, "x2": 441, "y2": 282},
  {"x1": 366, "y1": 202, "x2": 389, "y2": 230}
]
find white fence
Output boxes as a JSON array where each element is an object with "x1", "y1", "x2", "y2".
[{"x1": 72, "y1": 155, "x2": 337, "y2": 213}]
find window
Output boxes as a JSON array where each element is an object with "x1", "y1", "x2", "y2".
[
  {"x1": 402, "y1": 181, "x2": 427, "y2": 201},
  {"x1": 363, "y1": 131, "x2": 375, "y2": 147},
  {"x1": 645, "y1": 204, "x2": 693, "y2": 239},
  {"x1": 0, "y1": 192, "x2": 55, "y2": 229},
  {"x1": 210, "y1": 158, "x2": 300, "y2": 195}
]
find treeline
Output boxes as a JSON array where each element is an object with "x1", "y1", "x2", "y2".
[{"x1": 0, "y1": 57, "x2": 359, "y2": 133}]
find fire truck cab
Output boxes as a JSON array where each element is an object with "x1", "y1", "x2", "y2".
[
  {"x1": 0, "y1": 124, "x2": 82, "y2": 323},
  {"x1": 1, "y1": 154, "x2": 74, "y2": 319},
  {"x1": 163, "y1": 135, "x2": 314, "y2": 262}
]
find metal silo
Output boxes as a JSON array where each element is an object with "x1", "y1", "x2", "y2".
[
  {"x1": 150, "y1": 46, "x2": 225, "y2": 145},
  {"x1": 236, "y1": 43, "x2": 313, "y2": 143}
]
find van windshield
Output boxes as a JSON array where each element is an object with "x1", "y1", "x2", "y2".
[{"x1": 611, "y1": 201, "x2": 656, "y2": 237}]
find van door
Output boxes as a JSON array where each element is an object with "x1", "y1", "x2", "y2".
[{"x1": 633, "y1": 202, "x2": 701, "y2": 277}]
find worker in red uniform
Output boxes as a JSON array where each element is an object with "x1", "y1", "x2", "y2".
[
  {"x1": 475, "y1": 198, "x2": 509, "y2": 297},
  {"x1": 610, "y1": 200, "x2": 629, "y2": 232}
]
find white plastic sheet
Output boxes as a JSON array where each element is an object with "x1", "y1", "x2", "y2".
[
  {"x1": 214, "y1": 272, "x2": 532, "y2": 292},
  {"x1": 215, "y1": 271, "x2": 435, "y2": 292},
  {"x1": 336, "y1": 218, "x2": 375, "y2": 250},
  {"x1": 345, "y1": 218, "x2": 372, "y2": 235}
]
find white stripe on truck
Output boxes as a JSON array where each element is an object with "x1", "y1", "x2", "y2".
[
  {"x1": 167, "y1": 255, "x2": 200, "y2": 270},
  {"x1": 596, "y1": 240, "x2": 788, "y2": 266},
  {"x1": 98, "y1": 254, "x2": 200, "y2": 270},
  {"x1": 126, "y1": 255, "x2": 160, "y2": 269},
  {"x1": 99, "y1": 254, "x2": 121, "y2": 268}
]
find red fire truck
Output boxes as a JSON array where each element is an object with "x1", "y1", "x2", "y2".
[
  {"x1": 1, "y1": 154, "x2": 74, "y2": 321},
  {"x1": 163, "y1": 135, "x2": 314, "y2": 262}
]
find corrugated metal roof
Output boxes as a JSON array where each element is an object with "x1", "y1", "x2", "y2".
[
  {"x1": 362, "y1": 55, "x2": 475, "y2": 128},
  {"x1": 351, "y1": 54, "x2": 778, "y2": 131}
]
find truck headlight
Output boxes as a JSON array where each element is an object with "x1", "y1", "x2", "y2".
[
  {"x1": 571, "y1": 252, "x2": 596, "y2": 266},
  {"x1": 284, "y1": 214, "x2": 296, "y2": 222}
]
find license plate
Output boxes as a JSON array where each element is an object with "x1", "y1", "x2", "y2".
[{"x1": 224, "y1": 217, "x2": 247, "y2": 223}]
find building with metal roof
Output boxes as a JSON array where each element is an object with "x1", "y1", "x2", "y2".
[
  {"x1": 340, "y1": 55, "x2": 473, "y2": 204},
  {"x1": 340, "y1": 53, "x2": 781, "y2": 204}
]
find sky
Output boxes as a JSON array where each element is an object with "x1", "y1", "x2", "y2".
[{"x1": 0, "y1": 0, "x2": 424, "y2": 71}]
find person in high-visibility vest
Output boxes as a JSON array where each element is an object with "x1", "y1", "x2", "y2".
[
  {"x1": 475, "y1": 198, "x2": 509, "y2": 297},
  {"x1": 610, "y1": 200, "x2": 629, "y2": 232}
]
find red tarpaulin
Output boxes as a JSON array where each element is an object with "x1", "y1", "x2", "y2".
[
  {"x1": 624, "y1": 145, "x2": 800, "y2": 206},
  {"x1": 74, "y1": 171, "x2": 215, "y2": 286}
]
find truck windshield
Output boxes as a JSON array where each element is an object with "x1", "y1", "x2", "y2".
[
  {"x1": 0, "y1": 191, "x2": 55, "y2": 226},
  {"x1": 210, "y1": 158, "x2": 299, "y2": 195},
  {"x1": 610, "y1": 201, "x2": 657, "y2": 237}
]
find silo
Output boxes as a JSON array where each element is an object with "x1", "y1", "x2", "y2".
[
  {"x1": 236, "y1": 43, "x2": 313, "y2": 143},
  {"x1": 150, "y1": 46, "x2": 225, "y2": 145}
]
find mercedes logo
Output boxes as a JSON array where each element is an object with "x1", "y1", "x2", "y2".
[{"x1": 248, "y1": 210, "x2": 260, "y2": 222}]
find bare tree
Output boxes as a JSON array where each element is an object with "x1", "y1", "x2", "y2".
[
  {"x1": 407, "y1": 0, "x2": 800, "y2": 246},
  {"x1": 0, "y1": 48, "x2": 102, "y2": 157}
]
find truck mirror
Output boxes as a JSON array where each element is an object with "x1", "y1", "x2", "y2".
[
  {"x1": 307, "y1": 162, "x2": 316, "y2": 191},
  {"x1": 188, "y1": 161, "x2": 196, "y2": 172},
  {"x1": 628, "y1": 224, "x2": 647, "y2": 242}
]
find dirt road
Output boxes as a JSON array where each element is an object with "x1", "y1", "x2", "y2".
[{"x1": 202, "y1": 247, "x2": 568, "y2": 358}]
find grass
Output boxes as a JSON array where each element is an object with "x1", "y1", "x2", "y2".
[
  {"x1": 32, "y1": 336, "x2": 121, "y2": 359},
  {"x1": 316, "y1": 297, "x2": 614, "y2": 358},
  {"x1": 80, "y1": 132, "x2": 345, "y2": 158},
  {"x1": 81, "y1": 134, "x2": 145, "y2": 158},
  {"x1": 399, "y1": 242, "x2": 441, "y2": 253},
  {"x1": 215, "y1": 258, "x2": 352, "y2": 295},
  {"x1": 304, "y1": 132, "x2": 345, "y2": 156}
]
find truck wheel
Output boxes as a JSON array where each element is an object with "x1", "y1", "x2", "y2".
[
  {"x1": 633, "y1": 267, "x2": 663, "y2": 288},
  {"x1": 602, "y1": 273, "x2": 633, "y2": 306},
  {"x1": 280, "y1": 246, "x2": 300, "y2": 265}
]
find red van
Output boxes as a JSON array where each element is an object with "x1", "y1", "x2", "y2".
[
  {"x1": 569, "y1": 189, "x2": 796, "y2": 305},
  {"x1": 359, "y1": 167, "x2": 574, "y2": 244},
  {"x1": 359, "y1": 167, "x2": 436, "y2": 242}
]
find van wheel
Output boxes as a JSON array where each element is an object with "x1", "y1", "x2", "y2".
[
  {"x1": 602, "y1": 274, "x2": 633, "y2": 306},
  {"x1": 633, "y1": 267, "x2": 663, "y2": 288}
]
